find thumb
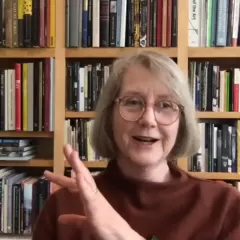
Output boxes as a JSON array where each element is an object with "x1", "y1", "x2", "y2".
[{"x1": 58, "y1": 214, "x2": 87, "y2": 229}]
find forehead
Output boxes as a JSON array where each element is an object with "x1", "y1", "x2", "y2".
[{"x1": 120, "y1": 64, "x2": 174, "y2": 99}]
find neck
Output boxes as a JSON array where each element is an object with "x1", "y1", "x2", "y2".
[{"x1": 116, "y1": 156, "x2": 173, "y2": 183}]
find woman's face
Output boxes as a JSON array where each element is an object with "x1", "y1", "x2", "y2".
[{"x1": 112, "y1": 64, "x2": 180, "y2": 168}]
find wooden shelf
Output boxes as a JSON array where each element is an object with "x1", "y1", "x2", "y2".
[
  {"x1": 65, "y1": 160, "x2": 108, "y2": 168},
  {"x1": 0, "y1": 131, "x2": 54, "y2": 138},
  {"x1": 66, "y1": 111, "x2": 96, "y2": 118},
  {"x1": 65, "y1": 47, "x2": 178, "y2": 58},
  {"x1": 0, "y1": 159, "x2": 53, "y2": 167},
  {"x1": 188, "y1": 47, "x2": 240, "y2": 58},
  {"x1": 66, "y1": 111, "x2": 240, "y2": 119},
  {"x1": 189, "y1": 172, "x2": 240, "y2": 180},
  {"x1": 196, "y1": 112, "x2": 240, "y2": 119},
  {"x1": 0, "y1": 48, "x2": 55, "y2": 58}
]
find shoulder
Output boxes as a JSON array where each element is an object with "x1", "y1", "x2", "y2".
[
  {"x1": 186, "y1": 173, "x2": 240, "y2": 237},
  {"x1": 187, "y1": 173, "x2": 240, "y2": 199}
]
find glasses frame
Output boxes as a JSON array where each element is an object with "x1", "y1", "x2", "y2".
[{"x1": 115, "y1": 96, "x2": 184, "y2": 126}]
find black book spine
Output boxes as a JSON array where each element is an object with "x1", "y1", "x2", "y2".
[
  {"x1": 23, "y1": 0, "x2": 32, "y2": 47},
  {"x1": 100, "y1": 0, "x2": 110, "y2": 47},
  {"x1": 109, "y1": 0, "x2": 117, "y2": 47}
]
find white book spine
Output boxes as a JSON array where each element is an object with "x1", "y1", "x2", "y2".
[
  {"x1": 232, "y1": 0, "x2": 240, "y2": 43},
  {"x1": 92, "y1": 0, "x2": 100, "y2": 47},
  {"x1": 188, "y1": 0, "x2": 200, "y2": 46},
  {"x1": 79, "y1": 67, "x2": 85, "y2": 111},
  {"x1": 120, "y1": 0, "x2": 127, "y2": 47}
]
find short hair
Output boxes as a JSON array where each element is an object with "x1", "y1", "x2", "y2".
[{"x1": 90, "y1": 50, "x2": 200, "y2": 160}]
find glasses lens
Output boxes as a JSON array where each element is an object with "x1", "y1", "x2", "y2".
[
  {"x1": 119, "y1": 97, "x2": 144, "y2": 121},
  {"x1": 155, "y1": 100, "x2": 180, "y2": 125}
]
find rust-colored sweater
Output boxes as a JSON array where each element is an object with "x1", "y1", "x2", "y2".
[{"x1": 32, "y1": 160, "x2": 240, "y2": 240}]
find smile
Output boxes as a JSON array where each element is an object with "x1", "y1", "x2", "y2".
[{"x1": 132, "y1": 136, "x2": 159, "y2": 143}]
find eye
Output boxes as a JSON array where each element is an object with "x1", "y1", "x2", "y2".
[
  {"x1": 156, "y1": 101, "x2": 179, "y2": 112},
  {"x1": 122, "y1": 97, "x2": 143, "y2": 106},
  {"x1": 159, "y1": 101, "x2": 173, "y2": 108}
]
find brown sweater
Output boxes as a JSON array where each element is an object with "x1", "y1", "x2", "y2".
[{"x1": 32, "y1": 160, "x2": 240, "y2": 240}]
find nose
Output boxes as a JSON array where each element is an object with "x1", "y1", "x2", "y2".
[{"x1": 138, "y1": 106, "x2": 157, "y2": 128}]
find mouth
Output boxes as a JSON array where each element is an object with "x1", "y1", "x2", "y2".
[{"x1": 132, "y1": 136, "x2": 159, "y2": 143}]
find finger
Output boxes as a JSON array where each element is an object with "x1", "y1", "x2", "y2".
[
  {"x1": 71, "y1": 169, "x2": 76, "y2": 179},
  {"x1": 63, "y1": 144, "x2": 73, "y2": 163},
  {"x1": 44, "y1": 170, "x2": 76, "y2": 189},
  {"x1": 63, "y1": 144, "x2": 73, "y2": 159},
  {"x1": 68, "y1": 151, "x2": 98, "y2": 201},
  {"x1": 68, "y1": 150, "x2": 96, "y2": 190},
  {"x1": 64, "y1": 144, "x2": 95, "y2": 189}
]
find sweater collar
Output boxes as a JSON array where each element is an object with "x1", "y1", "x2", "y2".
[{"x1": 101, "y1": 159, "x2": 191, "y2": 209}]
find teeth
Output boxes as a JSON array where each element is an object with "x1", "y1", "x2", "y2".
[
  {"x1": 133, "y1": 136, "x2": 157, "y2": 142},
  {"x1": 138, "y1": 137, "x2": 153, "y2": 140}
]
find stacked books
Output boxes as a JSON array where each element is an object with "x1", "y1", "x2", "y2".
[{"x1": 0, "y1": 139, "x2": 36, "y2": 161}]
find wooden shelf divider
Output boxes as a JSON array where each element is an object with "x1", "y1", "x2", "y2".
[
  {"x1": 188, "y1": 47, "x2": 240, "y2": 58},
  {"x1": 196, "y1": 112, "x2": 240, "y2": 119},
  {"x1": 0, "y1": 48, "x2": 55, "y2": 58},
  {"x1": 0, "y1": 131, "x2": 54, "y2": 138},
  {"x1": 0, "y1": 159, "x2": 53, "y2": 167},
  {"x1": 65, "y1": 47, "x2": 178, "y2": 58},
  {"x1": 189, "y1": 172, "x2": 240, "y2": 180}
]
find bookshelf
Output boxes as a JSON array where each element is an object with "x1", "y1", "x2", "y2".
[
  {"x1": 0, "y1": 0, "x2": 239, "y2": 184},
  {"x1": 0, "y1": 0, "x2": 240, "y2": 236}
]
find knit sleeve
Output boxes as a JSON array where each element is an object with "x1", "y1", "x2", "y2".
[
  {"x1": 32, "y1": 190, "x2": 58, "y2": 240},
  {"x1": 217, "y1": 188, "x2": 240, "y2": 240}
]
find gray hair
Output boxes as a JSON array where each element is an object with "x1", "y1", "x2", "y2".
[{"x1": 90, "y1": 50, "x2": 200, "y2": 160}]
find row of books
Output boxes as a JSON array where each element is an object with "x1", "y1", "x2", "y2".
[
  {"x1": 0, "y1": 167, "x2": 50, "y2": 234},
  {"x1": 189, "y1": 0, "x2": 240, "y2": 47},
  {"x1": 66, "y1": 62, "x2": 110, "y2": 112},
  {"x1": 189, "y1": 121, "x2": 240, "y2": 173},
  {"x1": 66, "y1": 0, "x2": 178, "y2": 48},
  {"x1": 0, "y1": 138, "x2": 36, "y2": 161},
  {"x1": 65, "y1": 118, "x2": 104, "y2": 161},
  {"x1": 3, "y1": 0, "x2": 240, "y2": 49},
  {"x1": 0, "y1": 59, "x2": 55, "y2": 132},
  {"x1": 0, "y1": 0, "x2": 56, "y2": 48},
  {"x1": 188, "y1": 62, "x2": 240, "y2": 112}
]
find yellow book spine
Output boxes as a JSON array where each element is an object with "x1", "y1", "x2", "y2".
[
  {"x1": 23, "y1": 0, "x2": 32, "y2": 15},
  {"x1": 18, "y1": 0, "x2": 24, "y2": 19},
  {"x1": 50, "y1": 0, "x2": 56, "y2": 47},
  {"x1": 23, "y1": 63, "x2": 28, "y2": 131}
]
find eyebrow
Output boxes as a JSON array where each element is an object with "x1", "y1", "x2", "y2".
[{"x1": 122, "y1": 91, "x2": 172, "y2": 99}]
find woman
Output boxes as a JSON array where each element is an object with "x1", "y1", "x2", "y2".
[{"x1": 32, "y1": 51, "x2": 240, "y2": 240}]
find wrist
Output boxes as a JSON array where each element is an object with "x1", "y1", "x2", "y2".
[{"x1": 114, "y1": 221, "x2": 145, "y2": 240}]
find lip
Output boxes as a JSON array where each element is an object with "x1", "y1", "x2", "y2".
[
  {"x1": 132, "y1": 136, "x2": 159, "y2": 148},
  {"x1": 132, "y1": 135, "x2": 160, "y2": 140}
]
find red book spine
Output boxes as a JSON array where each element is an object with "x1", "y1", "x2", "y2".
[
  {"x1": 234, "y1": 84, "x2": 239, "y2": 112},
  {"x1": 167, "y1": 0, "x2": 172, "y2": 47},
  {"x1": 156, "y1": 0, "x2": 163, "y2": 47},
  {"x1": 15, "y1": 63, "x2": 21, "y2": 131}
]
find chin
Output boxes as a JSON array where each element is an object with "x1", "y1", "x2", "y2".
[{"x1": 128, "y1": 151, "x2": 164, "y2": 167}]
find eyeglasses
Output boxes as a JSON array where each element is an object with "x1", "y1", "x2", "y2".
[{"x1": 115, "y1": 96, "x2": 184, "y2": 125}]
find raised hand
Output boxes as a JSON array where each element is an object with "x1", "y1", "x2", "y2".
[{"x1": 43, "y1": 144, "x2": 145, "y2": 240}]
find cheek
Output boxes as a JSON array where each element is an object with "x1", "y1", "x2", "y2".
[
  {"x1": 160, "y1": 121, "x2": 179, "y2": 147},
  {"x1": 112, "y1": 108, "x2": 134, "y2": 149}
]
